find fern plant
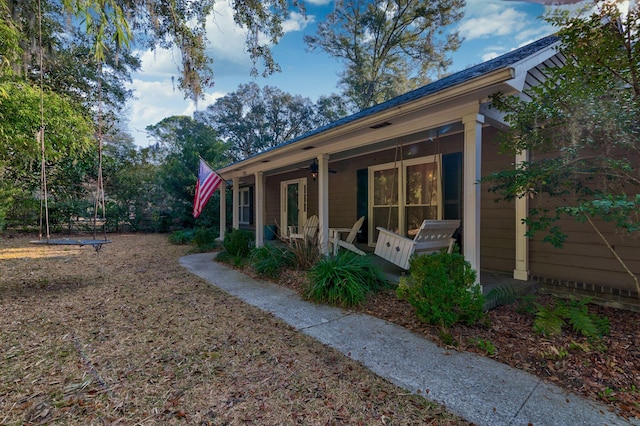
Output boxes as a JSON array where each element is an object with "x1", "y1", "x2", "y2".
[
  {"x1": 533, "y1": 303, "x2": 565, "y2": 336},
  {"x1": 533, "y1": 298, "x2": 609, "y2": 340},
  {"x1": 485, "y1": 285, "x2": 521, "y2": 308}
]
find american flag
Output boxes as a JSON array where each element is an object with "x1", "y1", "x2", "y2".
[{"x1": 193, "y1": 159, "x2": 223, "y2": 218}]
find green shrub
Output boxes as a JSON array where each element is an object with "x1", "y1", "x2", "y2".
[
  {"x1": 533, "y1": 297, "x2": 609, "y2": 340},
  {"x1": 223, "y1": 229, "x2": 254, "y2": 257},
  {"x1": 305, "y1": 251, "x2": 388, "y2": 307},
  {"x1": 250, "y1": 244, "x2": 296, "y2": 278},
  {"x1": 193, "y1": 227, "x2": 219, "y2": 251},
  {"x1": 168, "y1": 229, "x2": 195, "y2": 245},
  {"x1": 397, "y1": 251, "x2": 484, "y2": 327}
]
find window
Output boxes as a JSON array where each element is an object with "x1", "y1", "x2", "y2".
[
  {"x1": 239, "y1": 187, "x2": 251, "y2": 225},
  {"x1": 369, "y1": 155, "x2": 441, "y2": 242}
]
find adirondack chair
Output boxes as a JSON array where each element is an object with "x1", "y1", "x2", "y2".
[
  {"x1": 329, "y1": 216, "x2": 365, "y2": 256},
  {"x1": 374, "y1": 219, "x2": 460, "y2": 270},
  {"x1": 288, "y1": 215, "x2": 319, "y2": 242}
]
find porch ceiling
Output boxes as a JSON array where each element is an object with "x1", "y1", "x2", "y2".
[{"x1": 220, "y1": 69, "x2": 516, "y2": 180}]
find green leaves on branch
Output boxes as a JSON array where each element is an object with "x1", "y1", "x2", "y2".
[
  {"x1": 61, "y1": 0, "x2": 132, "y2": 63},
  {"x1": 0, "y1": 0, "x2": 21, "y2": 76},
  {"x1": 484, "y1": 1, "x2": 640, "y2": 247},
  {"x1": 59, "y1": 0, "x2": 305, "y2": 101},
  {"x1": 560, "y1": 195, "x2": 640, "y2": 235},
  {"x1": 0, "y1": 80, "x2": 94, "y2": 164}
]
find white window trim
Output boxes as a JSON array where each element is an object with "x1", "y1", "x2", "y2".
[
  {"x1": 280, "y1": 178, "x2": 308, "y2": 234},
  {"x1": 238, "y1": 187, "x2": 251, "y2": 225}
]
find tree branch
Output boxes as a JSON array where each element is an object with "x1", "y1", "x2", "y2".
[{"x1": 585, "y1": 214, "x2": 640, "y2": 301}]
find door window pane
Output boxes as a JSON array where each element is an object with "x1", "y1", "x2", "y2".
[
  {"x1": 287, "y1": 183, "x2": 299, "y2": 229},
  {"x1": 405, "y1": 162, "x2": 438, "y2": 235},
  {"x1": 373, "y1": 169, "x2": 398, "y2": 206},
  {"x1": 372, "y1": 168, "x2": 399, "y2": 237}
]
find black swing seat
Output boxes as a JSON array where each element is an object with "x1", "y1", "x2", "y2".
[{"x1": 30, "y1": 238, "x2": 112, "y2": 252}]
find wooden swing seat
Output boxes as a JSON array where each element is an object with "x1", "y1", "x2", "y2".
[
  {"x1": 374, "y1": 219, "x2": 459, "y2": 270},
  {"x1": 30, "y1": 238, "x2": 112, "y2": 253}
]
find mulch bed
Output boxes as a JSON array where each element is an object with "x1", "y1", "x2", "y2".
[
  {"x1": 358, "y1": 290, "x2": 640, "y2": 421},
  {"x1": 273, "y1": 265, "x2": 640, "y2": 422}
]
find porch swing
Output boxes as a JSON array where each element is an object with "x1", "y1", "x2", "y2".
[
  {"x1": 373, "y1": 133, "x2": 459, "y2": 270},
  {"x1": 29, "y1": 0, "x2": 111, "y2": 253}
]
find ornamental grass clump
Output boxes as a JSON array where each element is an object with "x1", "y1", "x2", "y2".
[
  {"x1": 305, "y1": 251, "x2": 388, "y2": 307},
  {"x1": 397, "y1": 251, "x2": 485, "y2": 328}
]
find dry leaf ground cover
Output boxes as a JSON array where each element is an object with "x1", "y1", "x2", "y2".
[{"x1": 0, "y1": 234, "x2": 467, "y2": 425}]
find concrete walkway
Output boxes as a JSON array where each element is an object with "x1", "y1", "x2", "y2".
[{"x1": 180, "y1": 253, "x2": 637, "y2": 426}]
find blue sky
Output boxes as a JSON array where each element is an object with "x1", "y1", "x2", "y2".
[{"x1": 126, "y1": 0, "x2": 581, "y2": 147}]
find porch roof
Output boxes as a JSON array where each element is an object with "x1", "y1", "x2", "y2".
[{"x1": 219, "y1": 35, "x2": 559, "y2": 178}]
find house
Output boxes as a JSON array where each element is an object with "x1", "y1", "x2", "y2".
[{"x1": 215, "y1": 34, "x2": 640, "y2": 311}]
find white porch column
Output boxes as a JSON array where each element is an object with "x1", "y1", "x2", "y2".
[
  {"x1": 462, "y1": 113, "x2": 484, "y2": 285},
  {"x1": 218, "y1": 183, "x2": 226, "y2": 241},
  {"x1": 514, "y1": 150, "x2": 530, "y2": 280},
  {"x1": 254, "y1": 171, "x2": 264, "y2": 247},
  {"x1": 317, "y1": 154, "x2": 330, "y2": 255},
  {"x1": 232, "y1": 177, "x2": 239, "y2": 230}
]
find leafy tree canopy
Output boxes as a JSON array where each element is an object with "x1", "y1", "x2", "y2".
[
  {"x1": 146, "y1": 115, "x2": 227, "y2": 226},
  {"x1": 59, "y1": 0, "x2": 304, "y2": 101},
  {"x1": 197, "y1": 82, "x2": 345, "y2": 162},
  {"x1": 304, "y1": 0, "x2": 464, "y2": 110}
]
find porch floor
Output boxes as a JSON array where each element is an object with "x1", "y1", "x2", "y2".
[{"x1": 367, "y1": 251, "x2": 534, "y2": 290}]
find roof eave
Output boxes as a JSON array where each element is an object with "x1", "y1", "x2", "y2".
[{"x1": 218, "y1": 67, "x2": 516, "y2": 178}]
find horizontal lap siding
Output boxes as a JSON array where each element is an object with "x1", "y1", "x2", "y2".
[
  {"x1": 327, "y1": 171, "x2": 358, "y2": 228},
  {"x1": 527, "y1": 145, "x2": 640, "y2": 296},
  {"x1": 480, "y1": 129, "x2": 515, "y2": 273},
  {"x1": 265, "y1": 176, "x2": 280, "y2": 226},
  {"x1": 530, "y1": 216, "x2": 640, "y2": 294}
]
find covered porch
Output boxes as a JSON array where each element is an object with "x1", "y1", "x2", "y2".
[{"x1": 215, "y1": 36, "x2": 561, "y2": 288}]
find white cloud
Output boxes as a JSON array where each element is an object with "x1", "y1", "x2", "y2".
[
  {"x1": 283, "y1": 11, "x2": 313, "y2": 33},
  {"x1": 206, "y1": 2, "x2": 311, "y2": 63},
  {"x1": 304, "y1": 0, "x2": 332, "y2": 5},
  {"x1": 482, "y1": 51, "x2": 500, "y2": 61},
  {"x1": 459, "y1": 7, "x2": 529, "y2": 40},
  {"x1": 206, "y1": 1, "x2": 251, "y2": 64},
  {"x1": 136, "y1": 47, "x2": 183, "y2": 80},
  {"x1": 126, "y1": 78, "x2": 225, "y2": 145}
]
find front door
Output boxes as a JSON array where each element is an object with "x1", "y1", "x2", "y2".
[{"x1": 280, "y1": 178, "x2": 307, "y2": 236}]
